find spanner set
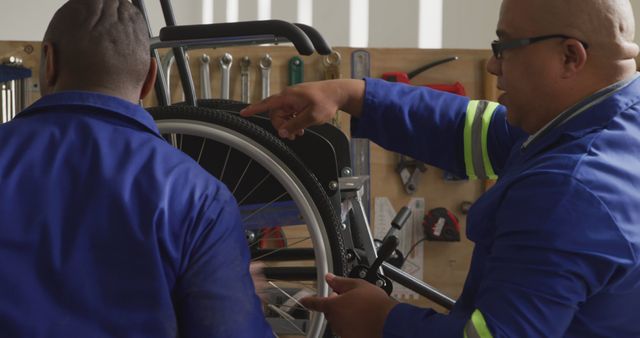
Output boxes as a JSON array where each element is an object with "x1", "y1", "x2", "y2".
[{"x1": 160, "y1": 48, "x2": 354, "y2": 108}]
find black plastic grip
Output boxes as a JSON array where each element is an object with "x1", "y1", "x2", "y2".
[
  {"x1": 293, "y1": 23, "x2": 332, "y2": 55},
  {"x1": 159, "y1": 20, "x2": 316, "y2": 55},
  {"x1": 373, "y1": 236, "x2": 399, "y2": 269},
  {"x1": 391, "y1": 206, "x2": 412, "y2": 230}
]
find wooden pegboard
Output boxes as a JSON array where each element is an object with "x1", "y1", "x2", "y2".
[{"x1": 0, "y1": 40, "x2": 500, "y2": 310}]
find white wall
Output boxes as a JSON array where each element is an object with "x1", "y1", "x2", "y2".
[
  {"x1": 0, "y1": 0, "x2": 66, "y2": 41},
  {"x1": 1, "y1": 0, "x2": 640, "y2": 49},
  {"x1": 443, "y1": 0, "x2": 640, "y2": 49},
  {"x1": 443, "y1": 0, "x2": 501, "y2": 49}
]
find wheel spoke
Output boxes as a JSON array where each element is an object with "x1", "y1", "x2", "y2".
[
  {"x1": 152, "y1": 112, "x2": 345, "y2": 338},
  {"x1": 267, "y1": 304, "x2": 306, "y2": 335},
  {"x1": 232, "y1": 157, "x2": 253, "y2": 195},
  {"x1": 196, "y1": 138, "x2": 207, "y2": 163},
  {"x1": 219, "y1": 146, "x2": 232, "y2": 181},
  {"x1": 251, "y1": 237, "x2": 311, "y2": 259},
  {"x1": 261, "y1": 280, "x2": 316, "y2": 335},
  {"x1": 263, "y1": 278, "x2": 316, "y2": 290},
  {"x1": 237, "y1": 173, "x2": 272, "y2": 205},
  {"x1": 253, "y1": 236, "x2": 310, "y2": 243},
  {"x1": 267, "y1": 281, "x2": 310, "y2": 312},
  {"x1": 242, "y1": 191, "x2": 288, "y2": 223}
]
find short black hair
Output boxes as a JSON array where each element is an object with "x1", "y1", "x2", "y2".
[{"x1": 43, "y1": 0, "x2": 150, "y2": 92}]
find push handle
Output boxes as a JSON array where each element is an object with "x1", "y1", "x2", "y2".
[
  {"x1": 382, "y1": 206, "x2": 412, "y2": 243},
  {"x1": 293, "y1": 23, "x2": 332, "y2": 55},
  {"x1": 160, "y1": 20, "x2": 316, "y2": 55},
  {"x1": 391, "y1": 206, "x2": 411, "y2": 230}
]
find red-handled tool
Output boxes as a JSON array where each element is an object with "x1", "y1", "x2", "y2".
[{"x1": 382, "y1": 56, "x2": 466, "y2": 96}]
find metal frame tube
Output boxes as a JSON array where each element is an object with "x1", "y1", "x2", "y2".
[
  {"x1": 158, "y1": 0, "x2": 196, "y2": 106},
  {"x1": 382, "y1": 262, "x2": 456, "y2": 310},
  {"x1": 131, "y1": 0, "x2": 170, "y2": 106}
]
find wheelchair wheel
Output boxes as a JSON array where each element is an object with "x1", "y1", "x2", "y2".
[{"x1": 148, "y1": 104, "x2": 347, "y2": 337}]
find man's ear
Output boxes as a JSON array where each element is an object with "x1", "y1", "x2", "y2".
[
  {"x1": 42, "y1": 42, "x2": 58, "y2": 89},
  {"x1": 139, "y1": 57, "x2": 157, "y2": 100},
  {"x1": 561, "y1": 39, "x2": 588, "y2": 78}
]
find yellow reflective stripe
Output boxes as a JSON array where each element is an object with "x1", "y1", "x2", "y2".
[
  {"x1": 464, "y1": 100, "x2": 479, "y2": 179},
  {"x1": 481, "y1": 102, "x2": 499, "y2": 179},
  {"x1": 466, "y1": 309, "x2": 494, "y2": 338}
]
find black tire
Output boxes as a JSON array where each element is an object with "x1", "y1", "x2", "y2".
[{"x1": 148, "y1": 104, "x2": 346, "y2": 337}]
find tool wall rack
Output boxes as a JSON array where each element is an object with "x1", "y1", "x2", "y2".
[
  {"x1": 0, "y1": 39, "x2": 533, "y2": 309},
  {"x1": 144, "y1": 45, "x2": 502, "y2": 308}
]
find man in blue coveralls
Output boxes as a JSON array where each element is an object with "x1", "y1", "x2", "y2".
[
  {"x1": 0, "y1": 0, "x2": 272, "y2": 337},
  {"x1": 241, "y1": 0, "x2": 640, "y2": 337}
]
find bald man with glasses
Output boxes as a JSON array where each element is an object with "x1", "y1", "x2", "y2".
[{"x1": 241, "y1": 0, "x2": 640, "y2": 337}]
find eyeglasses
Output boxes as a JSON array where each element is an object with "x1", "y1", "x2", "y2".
[{"x1": 491, "y1": 34, "x2": 589, "y2": 59}]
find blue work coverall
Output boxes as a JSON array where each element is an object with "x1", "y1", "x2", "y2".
[
  {"x1": 352, "y1": 77, "x2": 640, "y2": 337},
  {"x1": 0, "y1": 92, "x2": 273, "y2": 337}
]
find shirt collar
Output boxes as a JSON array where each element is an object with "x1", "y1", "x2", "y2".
[
  {"x1": 18, "y1": 91, "x2": 162, "y2": 137},
  {"x1": 522, "y1": 72, "x2": 640, "y2": 150}
]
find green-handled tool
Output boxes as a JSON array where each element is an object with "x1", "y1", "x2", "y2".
[{"x1": 288, "y1": 56, "x2": 304, "y2": 85}]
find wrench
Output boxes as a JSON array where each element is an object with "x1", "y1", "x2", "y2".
[
  {"x1": 323, "y1": 50, "x2": 341, "y2": 80},
  {"x1": 9, "y1": 80, "x2": 15, "y2": 120},
  {"x1": 219, "y1": 53, "x2": 233, "y2": 100},
  {"x1": 1, "y1": 56, "x2": 22, "y2": 122},
  {"x1": 240, "y1": 56, "x2": 251, "y2": 103},
  {"x1": 351, "y1": 50, "x2": 370, "y2": 79},
  {"x1": 160, "y1": 50, "x2": 175, "y2": 102},
  {"x1": 259, "y1": 54, "x2": 272, "y2": 100},
  {"x1": 288, "y1": 56, "x2": 304, "y2": 85},
  {"x1": 200, "y1": 54, "x2": 212, "y2": 99},
  {"x1": 1, "y1": 84, "x2": 6, "y2": 123},
  {"x1": 1, "y1": 56, "x2": 22, "y2": 65}
]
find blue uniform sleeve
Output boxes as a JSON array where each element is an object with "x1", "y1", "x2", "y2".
[
  {"x1": 472, "y1": 174, "x2": 632, "y2": 337},
  {"x1": 351, "y1": 78, "x2": 525, "y2": 178},
  {"x1": 172, "y1": 186, "x2": 273, "y2": 338},
  {"x1": 381, "y1": 173, "x2": 633, "y2": 337},
  {"x1": 383, "y1": 304, "x2": 469, "y2": 337}
]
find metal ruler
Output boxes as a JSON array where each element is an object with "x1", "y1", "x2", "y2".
[{"x1": 350, "y1": 50, "x2": 372, "y2": 218}]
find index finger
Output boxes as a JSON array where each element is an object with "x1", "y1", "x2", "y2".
[{"x1": 240, "y1": 95, "x2": 285, "y2": 117}]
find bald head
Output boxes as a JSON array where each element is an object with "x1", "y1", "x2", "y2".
[
  {"x1": 500, "y1": 0, "x2": 638, "y2": 75},
  {"x1": 41, "y1": 0, "x2": 151, "y2": 100},
  {"x1": 489, "y1": 0, "x2": 639, "y2": 133},
  {"x1": 560, "y1": 0, "x2": 639, "y2": 61}
]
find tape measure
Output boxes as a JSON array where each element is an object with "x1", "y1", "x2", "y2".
[{"x1": 423, "y1": 207, "x2": 460, "y2": 242}]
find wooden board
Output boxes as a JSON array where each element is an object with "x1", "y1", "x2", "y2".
[
  {"x1": 12, "y1": 40, "x2": 634, "y2": 311},
  {"x1": 342, "y1": 47, "x2": 493, "y2": 309},
  {"x1": 145, "y1": 46, "x2": 353, "y2": 131},
  {"x1": 0, "y1": 40, "x2": 493, "y2": 311}
]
